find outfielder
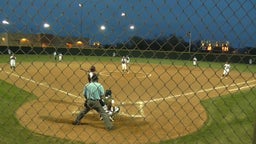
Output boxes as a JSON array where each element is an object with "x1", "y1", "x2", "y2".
[
  {"x1": 193, "y1": 56, "x2": 198, "y2": 66},
  {"x1": 53, "y1": 51, "x2": 57, "y2": 61},
  {"x1": 58, "y1": 53, "x2": 63, "y2": 62}
]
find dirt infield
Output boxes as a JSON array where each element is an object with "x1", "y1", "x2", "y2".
[{"x1": 1, "y1": 61, "x2": 255, "y2": 144}]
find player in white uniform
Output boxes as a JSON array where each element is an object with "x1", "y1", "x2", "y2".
[
  {"x1": 58, "y1": 53, "x2": 63, "y2": 62},
  {"x1": 126, "y1": 55, "x2": 130, "y2": 70},
  {"x1": 121, "y1": 56, "x2": 128, "y2": 74},
  {"x1": 193, "y1": 56, "x2": 198, "y2": 66},
  {"x1": 10, "y1": 54, "x2": 16, "y2": 71},
  {"x1": 87, "y1": 65, "x2": 96, "y2": 82},
  {"x1": 222, "y1": 61, "x2": 231, "y2": 78},
  {"x1": 53, "y1": 51, "x2": 57, "y2": 61}
]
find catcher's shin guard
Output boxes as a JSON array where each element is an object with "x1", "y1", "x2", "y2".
[
  {"x1": 99, "y1": 99, "x2": 105, "y2": 106},
  {"x1": 112, "y1": 106, "x2": 120, "y2": 117}
]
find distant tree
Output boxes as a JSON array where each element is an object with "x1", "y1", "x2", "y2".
[
  {"x1": 174, "y1": 42, "x2": 186, "y2": 52},
  {"x1": 122, "y1": 34, "x2": 189, "y2": 51},
  {"x1": 168, "y1": 34, "x2": 179, "y2": 46},
  {"x1": 149, "y1": 39, "x2": 161, "y2": 50},
  {"x1": 127, "y1": 36, "x2": 148, "y2": 50},
  {"x1": 115, "y1": 43, "x2": 124, "y2": 49},
  {"x1": 248, "y1": 47, "x2": 256, "y2": 55}
]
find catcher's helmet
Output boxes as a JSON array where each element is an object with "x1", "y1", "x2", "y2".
[{"x1": 105, "y1": 89, "x2": 112, "y2": 97}]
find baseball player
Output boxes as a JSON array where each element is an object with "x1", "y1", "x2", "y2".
[
  {"x1": 53, "y1": 51, "x2": 57, "y2": 61},
  {"x1": 222, "y1": 61, "x2": 231, "y2": 78},
  {"x1": 193, "y1": 56, "x2": 198, "y2": 66},
  {"x1": 249, "y1": 59, "x2": 252, "y2": 65},
  {"x1": 121, "y1": 56, "x2": 128, "y2": 74},
  {"x1": 9, "y1": 54, "x2": 16, "y2": 71},
  {"x1": 100, "y1": 89, "x2": 120, "y2": 121},
  {"x1": 8, "y1": 49, "x2": 12, "y2": 55},
  {"x1": 88, "y1": 65, "x2": 96, "y2": 82},
  {"x1": 58, "y1": 53, "x2": 63, "y2": 62},
  {"x1": 126, "y1": 55, "x2": 130, "y2": 70}
]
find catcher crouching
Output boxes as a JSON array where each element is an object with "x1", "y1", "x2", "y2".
[{"x1": 100, "y1": 89, "x2": 120, "y2": 121}]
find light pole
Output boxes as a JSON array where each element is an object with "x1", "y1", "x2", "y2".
[
  {"x1": 79, "y1": 3, "x2": 83, "y2": 39},
  {"x1": 187, "y1": 32, "x2": 192, "y2": 53},
  {"x1": 2, "y1": 20, "x2": 10, "y2": 50}
]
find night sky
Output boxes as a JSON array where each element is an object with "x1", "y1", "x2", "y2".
[{"x1": 0, "y1": 0, "x2": 255, "y2": 48}]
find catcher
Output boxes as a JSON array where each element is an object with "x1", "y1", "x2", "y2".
[{"x1": 100, "y1": 89, "x2": 120, "y2": 121}]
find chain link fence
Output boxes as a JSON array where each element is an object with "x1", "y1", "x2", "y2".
[{"x1": 0, "y1": 0, "x2": 256, "y2": 144}]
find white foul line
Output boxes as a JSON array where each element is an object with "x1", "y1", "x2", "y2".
[
  {"x1": 125, "y1": 79, "x2": 256, "y2": 105},
  {"x1": 1, "y1": 70, "x2": 81, "y2": 99},
  {"x1": 2, "y1": 69, "x2": 255, "y2": 118}
]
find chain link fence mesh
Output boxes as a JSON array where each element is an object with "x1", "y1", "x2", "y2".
[{"x1": 0, "y1": 0, "x2": 256, "y2": 144}]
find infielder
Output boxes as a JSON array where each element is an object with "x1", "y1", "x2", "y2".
[
  {"x1": 222, "y1": 61, "x2": 231, "y2": 78},
  {"x1": 126, "y1": 55, "x2": 130, "y2": 70},
  {"x1": 10, "y1": 54, "x2": 16, "y2": 71},
  {"x1": 121, "y1": 56, "x2": 128, "y2": 74}
]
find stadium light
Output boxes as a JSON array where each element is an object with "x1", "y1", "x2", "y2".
[
  {"x1": 2, "y1": 20, "x2": 10, "y2": 25},
  {"x1": 129, "y1": 25, "x2": 135, "y2": 30},
  {"x1": 121, "y1": 12, "x2": 126, "y2": 17},
  {"x1": 100, "y1": 25, "x2": 106, "y2": 31},
  {"x1": 43, "y1": 23, "x2": 50, "y2": 28}
]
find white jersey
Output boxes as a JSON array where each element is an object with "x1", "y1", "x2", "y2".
[
  {"x1": 121, "y1": 57, "x2": 127, "y2": 64},
  {"x1": 224, "y1": 63, "x2": 231, "y2": 70},
  {"x1": 121, "y1": 57, "x2": 127, "y2": 71},
  {"x1": 58, "y1": 53, "x2": 63, "y2": 61},
  {"x1": 223, "y1": 63, "x2": 231, "y2": 76},
  {"x1": 10, "y1": 55, "x2": 16, "y2": 67},
  {"x1": 193, "y1": 57, "x2": 197, "y2": 66},
  {"x1": 126, "y1": 56, "x2": 130, "y2": 63},
  {"x1": 88, "y1": 72, "x2": 93, "y2": 79}
]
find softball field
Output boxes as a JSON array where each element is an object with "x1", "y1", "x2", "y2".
[{"x1": 1, "y1": 61, "x2": 255, "y2": 144}]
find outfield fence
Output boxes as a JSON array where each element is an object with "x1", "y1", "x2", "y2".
[{"x1": 0, "y1": 1, "x2": 256, "y2": 144}]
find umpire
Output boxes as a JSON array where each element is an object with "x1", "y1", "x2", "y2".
[{"x1": 73, "y1": 73, "x2": 114, "y2": 131}]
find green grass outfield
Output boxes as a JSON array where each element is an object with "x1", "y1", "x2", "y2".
[
  {"x1": 0, "y1": 54, "x2": 255, "y2": 73},
  {"x1": 0, "y1": 54, "x2": 255, "y2": 143}
]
